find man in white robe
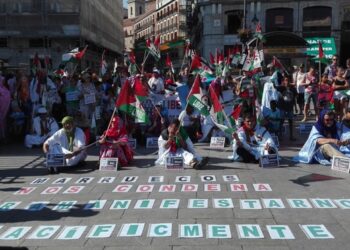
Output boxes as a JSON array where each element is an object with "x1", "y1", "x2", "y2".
[
  {"x1": 231, "y1": 113, "x2": 277, "y2": 163},
  {"x1": 25, "y1": 107, "x2": 59, "y2": 148},
  {"x1": 155, "y1": 119, "x2": 208, "y2": 169},
  {"x1": 43, "y1": 116, "x2": 87, "y2": 173}
]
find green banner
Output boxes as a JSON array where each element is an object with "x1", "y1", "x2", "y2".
[
  {"x1": 188, "y1": 96, "x2": 210, "y2": 117},
  {"x1": 305, "y1": 37, "x2": 337, "y2": 60}
]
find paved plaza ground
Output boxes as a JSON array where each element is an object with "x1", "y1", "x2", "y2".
[{"x1": 1, "y1": 126, "x2": 350, "y2": 250}]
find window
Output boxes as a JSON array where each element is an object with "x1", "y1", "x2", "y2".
[
  {"x1": 303, "y1": 6, "x2": 332, "y2": 36},
  {"x1": 130, "y1": 6, "x2": 133, "y2": 16},
  {"x1": 225, "y1": 10, "x2": 242, "y2": 34},
  {"x1": 29, "y1": 38, "x2": 51, "y2": 48},
  {"x1": 139, "y1": 6, "x2": 142, "y2": 15},
  {"x1": 266, "y1": 8, "x2": 293, "y2": 32},
  {"x1": 0, "y1": 0, "x2": 6, "y2": 13}
]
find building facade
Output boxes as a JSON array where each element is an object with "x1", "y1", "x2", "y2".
[
  {"x1": 195, "y1": 0, "x2": 350, "y2": 65},
  {"x1": 0, "y1": 0, "x2": 124, "y2": 73}
]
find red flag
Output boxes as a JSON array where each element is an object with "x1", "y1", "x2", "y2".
[
  {"x1": 75, "y1": 46, "x2": 88, "y2": 60},
  {"x1": 115, "y1": 79, "x2": 136, "y2": 108},
  {"x1": 318, "y1": 41, "x2": 324, "y2": 59},
  {"x1": 129, "y1": 50, "x2": 136, "y2": 64},
  {"x1": 187, "y1": 74, "x2": 201, "y2": 100},
  {"x1": 190, "y1": 54, "x2": 202, "y2": 71},
  {"x1": 209, "y1": 52, "x2": 215, "y2": 65},
  {"x1": 231, "y1": 105, "x2": 242, "y2": 120},
  {"x1": 209, "y1": 85, "x2": 222, "y2": 113},
  {"x1": 154, "y1": 35, "x2": 160, "y2": 47},
  {"x1": 166, "y1": 53, "x2": 172, "y2": 67},
  {"x1": 255, "y1": 22, "x2": 262, "y2": 33},
  {"x1": 146, "y1": 38, "x2": 151, "y2": 48},
  {"x1": 133, "y1": 76, "x2": 149, "y2": 101}
]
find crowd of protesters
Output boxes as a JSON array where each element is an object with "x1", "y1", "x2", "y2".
[{"x1": 0, "y1": 54, "x2": 350, "y2": 168}]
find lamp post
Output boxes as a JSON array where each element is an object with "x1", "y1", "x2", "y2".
[{"x1": 250, "y1": 1, "x2": 261, "y2": 26}]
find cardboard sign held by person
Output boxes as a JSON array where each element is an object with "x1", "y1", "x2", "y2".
[
  {"x1": 165, "y1": 155, "x2": 184, "y2": 170},
  {"x1": 210, "y1": 137, "x2": 225, "y2": 149},
  {"x1": 99, "y1": 158, "x2": 118, "y2": 171},
  {"x1": 47, "y1": 154, "x2": 65, "y2": 167},
  {"x1": 260, "y1": 154, "x2": 279, "y2": 168},
  {"x1": 146, "y1": 137, "x2": 158, "y2": 148},
  {"x1": 128, "y1": 138, "x2": 137, "y2": 149},
  {"x1": 84, "y1": 93, "x2": 96, "y2": 105},
  {"x1": 331, "y1": 156, "x2": 350, "y2": 173},
  {"x1": 65, "y1": 91, "x2": 79, "y2": 102}
]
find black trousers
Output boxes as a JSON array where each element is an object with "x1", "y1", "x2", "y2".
[{"x1": 237, "y1": 147, "x2": 258, "y2": 163}]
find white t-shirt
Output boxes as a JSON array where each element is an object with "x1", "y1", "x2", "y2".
[
  {"x1": 148, "y1": 77, "x2": 164, "y2": 94},
  {"x1": 295, "y1": 71, "x2": 306, "y2": 94}
]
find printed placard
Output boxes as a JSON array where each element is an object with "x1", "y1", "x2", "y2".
[
  {"x1": 331, "y1": 156, "x2": 350, "y2": 173},
  {"x1": 65, "y1": 91, "x2": 79, "y2": 101},
  {"x1": 93, "y1": 106, "x2": 101, "y2": 120},
  {"x1": 210, "y1": 137, "x2": 225, "y2": 149},
  {"x1": 128, "y1": 138, "x2": 137, "y2": 149},
  {"x1": 46, "y1": 154, "x2": 65, "y2": 167},
  {"x1": 99, "y1": 158, "x2": 118, "y2": 171},
  {"x1": 259, "y1": 154, "x2": 279, "y2": 168},
  {"x1": 146, "y1": 137, "x2": 158, "y2": 148},
  {"x1": 165, "y1": 156, "x2": 184, "y2": 170},
  {"x1": 299, "y1": 123, "x2": 313, "y2": 134},
  {"x1": 84, "y1": 93, "x2": 96, "y2": 105}
]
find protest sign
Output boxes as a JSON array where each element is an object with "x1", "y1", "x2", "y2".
[
  {"x1": 46, "y1": 154, "x2": 65, "y2": 167},
  {"x1": 260, "y1": 154, "x2": 279, "y2": 168},
  {"x1": 128, "y1": 138, "x2": 137, "y2": 149},
  {"x1": 99, "y1": 158, "x2": 118, "y2": 171},
  {"x1": 331, "y1": 156, "x2": 350, "y2": 173},
  {"x1": 65, "y1": 91, "x2": 79, "y2": 101},
  {"x1": 146, "y1": 137, "x2": 158, "y2": 148},
  {"x1": 210, "y1": 137, "x2": 226, "y2": 149},
  {"x1": 165, "y1": 155, "x2": 184, "y2": 170},
  {"x1": 84, "y1": 93, "x2": 96, "y2": 105}
]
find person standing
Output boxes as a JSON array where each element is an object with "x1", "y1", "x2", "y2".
[
  {"x1": 294, "y1": 64, "x2": 306, "y2": 116},
  {"x1": 302, "y1": 67, "x2": 319, "y2": 122},
  {"x1": 0, "y1": 75, "x2": 11, "y2": 143},
  {"x1": 324, "y1": 55, "x2": 339, "y2": 81}
]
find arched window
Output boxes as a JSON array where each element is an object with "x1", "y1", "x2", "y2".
[
  {"x1": 266, "y1": 8, "x2": 293, "y2": 32},
  {"x1": 130, "y1": 6, "x2": 133, "y2": 16},
  {"x1": 303, "y1": 6, "x2": 332, "y2": 36},
  {"x1": 139, "y1": 6, "x2": 142, "y2": 15}
]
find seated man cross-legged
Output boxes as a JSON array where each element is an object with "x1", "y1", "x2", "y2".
[
  {"x1": 231, "y1": 113, "x2": 278, "y2": 163},
  {"x1": 155, "y1": 119, "x2": 208, "y2": 169},
  {"x1": 43, "y1": 116, "x2": 87, "y2": 174}
]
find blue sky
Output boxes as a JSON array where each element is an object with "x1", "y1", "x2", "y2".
[{"x1": 123, "y1": 0, "x2": 127, "y2": 8}]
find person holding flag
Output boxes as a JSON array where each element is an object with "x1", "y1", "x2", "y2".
[
  {"x1": 98, "y1": 115, "x2": 133, "y2": 167},
  {"x1": 155, "y1": 119, "x2": 207, "y2": 169}
]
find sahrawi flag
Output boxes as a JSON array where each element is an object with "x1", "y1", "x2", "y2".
[
  {"x1": 146, "y1": 36, "x2": 161, "y2": 61},
  {"x1": 209, "y1": 85, "x2": 236, "y2": 134},
  {"x1": 62, "y1": 46, "x2": 87, "y2": 63},
  {"x1": 166, "y1": 53, "x2": 175, "y2": 74},
  {"x1": 115, "y1": 79, "x2": 148, "y2": 123},
  {"x1": 187, "y1": 74, "x2": 209, "y2": 116}
]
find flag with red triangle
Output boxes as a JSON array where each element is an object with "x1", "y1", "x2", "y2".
[
  {"x1": 187, "y1": 74, "x2": 209, "y2": 116},
  {"x1": 190, "y1": 53, "x2": 202, "y2": 72},
  {"x1": 62, "y1": 46, "x2": 88, "y2": 64},
  {"x1": 116, "y1": 79, "x2": 149, "y2": 123},
  {"x1": 209, "y1": 85, "x2": 236, "y2": 134},
  {"x1": 166, "y1": 53, "x2": 175, "y2": 74},
  {"x1": 316, "y1": 41, "x2": 328, "y2": 64},
  {"x1": 133, "y1": 76, "x2": 149, "y2": 102},
  {"x1": 146, "y1": 36, "x2": 161, "y2": 61}
]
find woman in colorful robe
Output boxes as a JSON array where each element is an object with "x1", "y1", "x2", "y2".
[{"x1": 99, "y1": 116, "x2": 133, "y2": 167}]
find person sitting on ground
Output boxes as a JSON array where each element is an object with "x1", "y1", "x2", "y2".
[
  {"x1": 262, "y1": 100, "x2": 282, "y2": 136},
  {"x1": 178, "y1": 105, "x2": 202, "y2": 142},
  {"x1": 25, "y1": 107, "x2": 59, "y2": 148},
  {"x1": 294, "y1": 110, "x2": 350, "y2": 165},
  {"x1": 231, "y1": 113, "x2": 277, "y2": 163},
  {"x1": 98, "y1": 115, "x2": 133, "y2": 167},
  {"x1": 43, "y1": 116, "x2": 87, "y2": 173},
  {"x1": 155, "y1": 119, "x2": 208, "y2": 169}
]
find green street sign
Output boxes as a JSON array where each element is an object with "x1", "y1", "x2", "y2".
[{"x1": 305, "y1": 37, "x2": 337, "y2": 60}]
